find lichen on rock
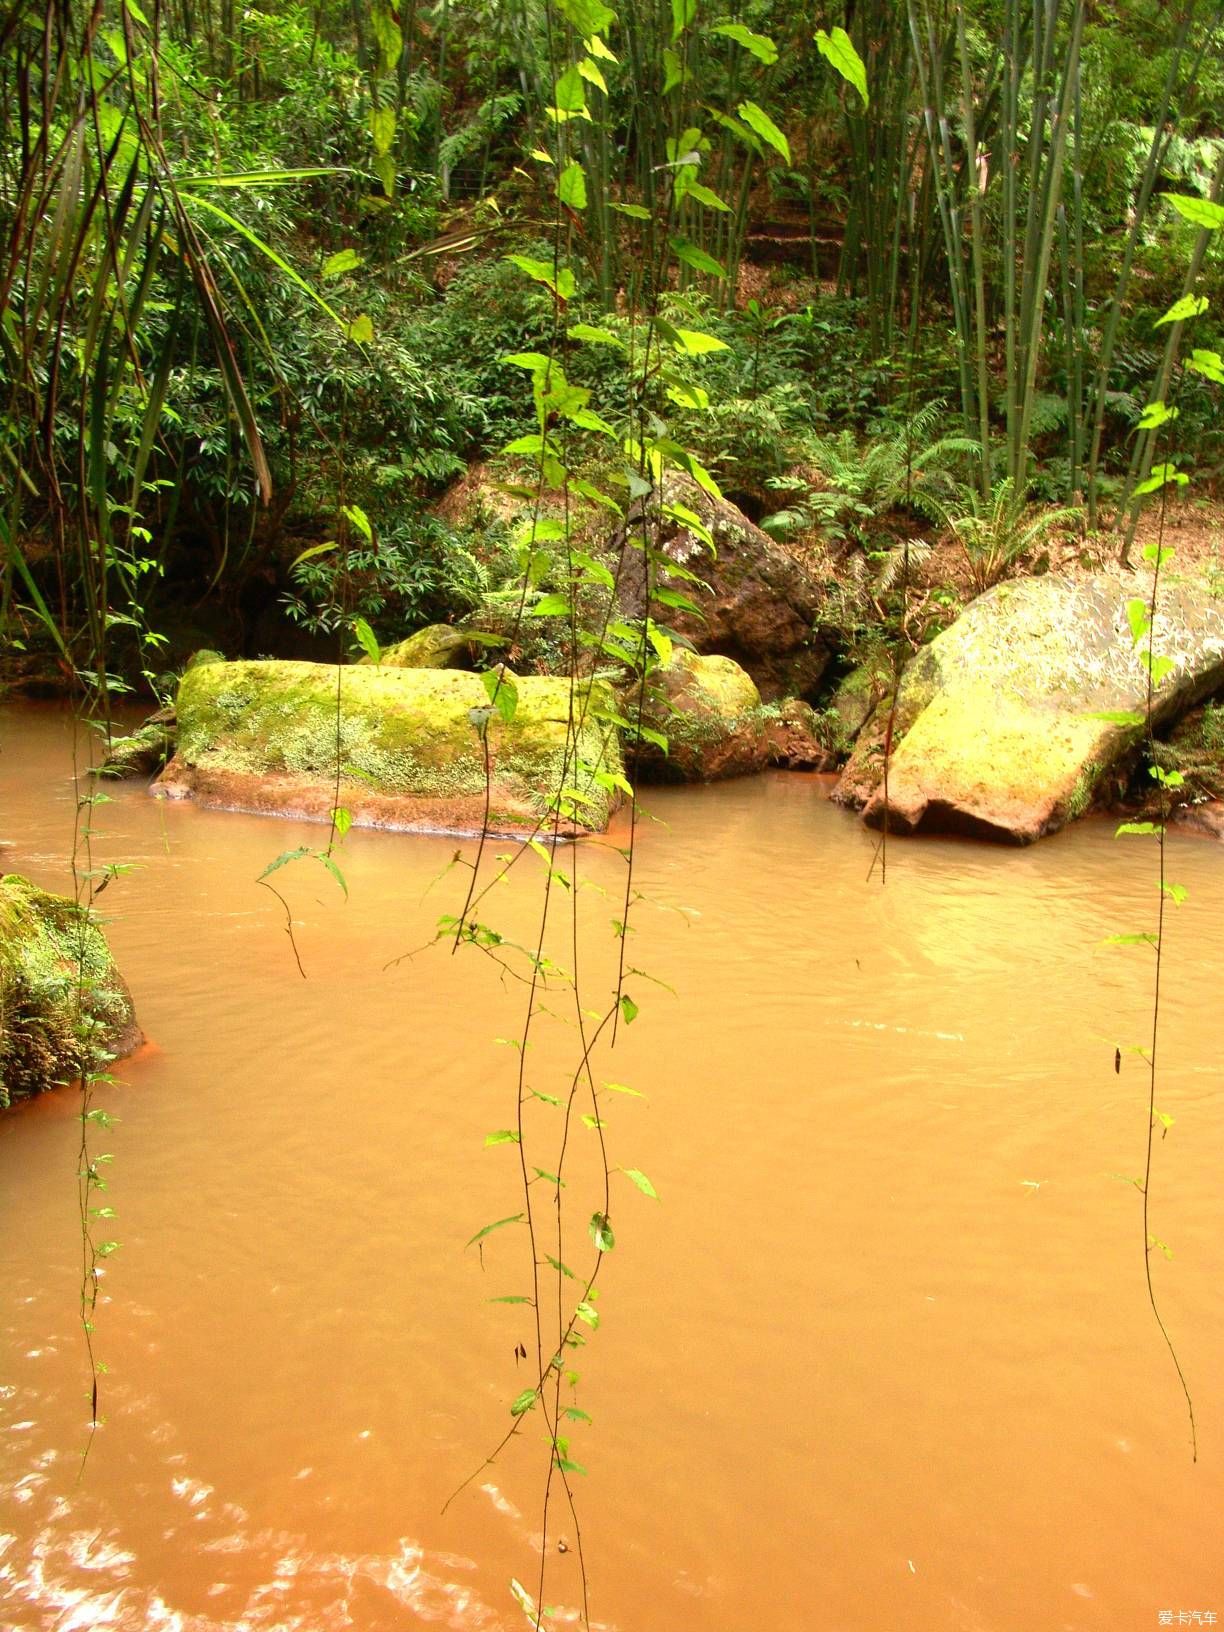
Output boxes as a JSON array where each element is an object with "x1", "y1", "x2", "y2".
[
  {"x1": 0, "y1": 874, "x2": 141, "y2": 1108},
  {"x1": 155, "y1": 659, "x2": 623, "y2": 835},
  {"x1": 629, "y1": 648, "x2": 769, "y2": 782}
]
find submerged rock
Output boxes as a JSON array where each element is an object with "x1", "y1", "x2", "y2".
[
  {"x1": 99, "y1": 711, "x2": 176, "y2": 779},
  {"x1": 155, "y1": 659, "x2": 623, "y2": 836},
  {"x1": 616, "y1": 471, "x2": 830, "y2": 701},
  {"x1": 0, "y1": 874, "x2": 141, "y2": 1108},
  {"x1": 630, "y1": 649, "x2": 769, "y2": 782},
  {"x1": 834, "y1": 572, "x2": 1224, "y2": 844}
]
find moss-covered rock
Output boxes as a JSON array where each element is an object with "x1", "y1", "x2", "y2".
[
  {"x1": 0, "y1": 874, "x2": 141, "y2": 1108},
  {"x1": 155, "y1": 659, "x2": 623, "y2": 835},
  {"x1": 99, "y1": 713, "x2": 176, "y2": 779},
  {"x1": 630, "y1": 649, "x2": 769, "y2": 782},
  {"x1": 763, "y1": 698, "x2": 836, "y2": 770},
  {"x1": 363, "y1": 625, "x2": 474, "y2": 669},
  {"x1": 833, "y1": 571, "x2": 1224, "y2": 843}
]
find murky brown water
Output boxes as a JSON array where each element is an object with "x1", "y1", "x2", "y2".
[{"x1": 1, "y1": 700, "x2": 1222, "y2": 1632}]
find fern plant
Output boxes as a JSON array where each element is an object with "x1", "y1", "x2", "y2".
[{"x1": 932, "y1": 477, "x2": 1082, "y2": 595}]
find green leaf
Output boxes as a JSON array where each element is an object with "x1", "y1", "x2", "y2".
[
  {"x1": 556, "y1": 0, "x2": 615, "y2": 33},
  {"x1": 352, "y1": 616, "x2": 380, "y2": 664},
  {"x1": 577, "y1": 57, "x2": 609, "y2": 94},
  {"x1": 1154, "y1": 293, "x2": 1209, "y2": 328},
  {"x1": 343, "y1": 503, "x2": 374, "y2": 542},
  {"x1": 290, "y1": 541, "x2": 337, "y2": 569},
  {"x1": 815, "y1": 26, "x2": 869, "y2": 107},
  {"x1": 322, "y1": 247, "x2": 363, "y2": 279},
  {"x1": 485, "y1": 1129, "x2": 522, "y2": 1146},
  {"x1": 610, "y1": 201, "x2": 652, "y2": 220},
  {"x1": 467, "y1": 1214, "x2": 527, "y2": 1250},
  {"x1": 575, "y1": 1301, "x2": 600, "y2": 1328},
  {"x1": 676, "y1": 177, "x2": 731, "y2": 212},
  {"x1": 1133, "y1": 462, "x2": 1189, "y2": 496},
  {"x1": 737, "y1": 100, "x2": 790, "y2": 163},
  {"x1": 529, "y1": 593, "x2": 572, "y2": 618},
  {"x1": 589, "y1": 1212, "x2": 615, "y2": 1252},
  {"x1": 671, "y1": 0, "x2": 696, "y2": 38},
  {"x1": 622, "y1": 1167, "x2": 658, "y2": 1199},
  {"x1": 1103, "y1": 931, "x2": 1158, "y2": 946},
  {"x1": 669, "y1": 327, "x2": 730, "y2": 356},
  {"x1": 559, "y1": 160, "x2": 588, "y2": 210},
  {"x1": 489, "y1": 1295, "x2": 533, "y2": 1304},
  {"x1": 510, "y1": 1388, "x2": 537, "y2": 1416},
  {"x1": 605, "y1": 1080, "x2": 646, "y2": 1098},
  {"x1": 367, "y1": 105, "x2": 396, "y2": 155},
  {"x1": 346, "y1": 313, "x2": 374, "y2": 344},
  {"x1": 1162, "y1": 882, "x2": 1189, "y2": 905},
  {"x1": 1186, "y1": 347, "x2": 1224, "y2": 384},
  {"x1": 1126, "y1": 597, "x2": 1150, "y2": 645},
  {"x1": 554, "y1": 63, "x2": 587, "y2": 113},
  {"x1": 1139, "y1": 651, "x2": 1177, "y2": 685},
  {"x1": 1085, "y1": 708, "x2": 1144, "y2": 727},
  {"x1": 619, "y1": 992, "x2": 639, "y2": 1024},
  {"x1": 1166, "y1": 193, "x2": 1224, "y2": 230},
  {"x1": 1114, "y1": 821, "x2": 1161, "y2": 836},
  {"x1": 710, "y1": 21, "x2": 777, "y2": 63},
  {"x1": 570, "y1": 322, "x2": 623, "y2": 347},
  {"x1": 670, "y1": 237, "x2": 727, "y2": 279},
  {"x1": 482, "y1": 667, "x2": 518, "y2": 724},
  {"x1": 564, "y1": 1406, "x2": 593, "y2": 1422},
  {"x1": 1137, "y1": 400, "x2": 1178, "y2": 429}
]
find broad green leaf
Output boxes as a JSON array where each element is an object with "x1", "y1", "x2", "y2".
[
  {"x1": 620, "y1": 992, "x2": 639, "y2": 1024},
  {"x1": 1103, "y1": 931, "x2": 1159, "y2": 945},
  {"x1": 352, "y1": 617, "x2": 380, "y2": 663},
  {"x1": 670, "y1": 237, "x2": 727, "y2": 279},
  {"x1": 510, "y1": 1388, "x2": 537, "y2": 1416},
  {"x1": 666, "y1": 379, "x2": 712, "y2": 410},
  {"x1": 371, "y1": 5, "x2": 402, "y2": 69},
  {"x1": 1139, "y1": 651, "x2": 1177, "y2": 684},
  {"x1": 676, "y1": 176, "x2": 731, "y2": 212},
  {"x1": 1126, "y1": 597, "x2": 1149, "y2": 644},
  {"x1": 484, "y1": 1129, "x2": 521, "y2": 1146},
  {"x1": 559, "y1": 160, "x2": 588, "y2": 209},
  {"x1": 1141, "y1": 542, "x2": 1176, "y2": 567},
  {"x1": 575, "y1": 1301, "x2": 600, "y2": 1328},
  {"x1": 1154, "y1": 293, "x2": 1209, "y2": 328},
  {"x1": 670, "y1": 327, "x2": 730, "y2": 356},
  {"x1": 330, "y1": 805, "x2": 352, "y2": 839},
  {"x1": 501, "y1": 349, "x2": 553, "y2": 372},
  {"x1": 367, "y1": 105, "x2": 396, "y2": 155},
  {"x1": 605, "y1": 1080, "x2": 646, "y2": 1098},
  {"x1": 622, "y1": 1167, "x2": 658, "y2": 1199},
  {"x1": 345, "y1": 313, "x2": 374, "y2": 344},
  {"x1": 662, "y1": 46, "x2": 691, "y2": 93},
  {"x1": 318, "y1": 854, "x2": 348, "y2": 898},
  {"x1": 1163, "y1": 882, "x2": 1189, "y2": 905},
  {"x1": 1115, "y1": 821, "x2": 1161, "y2": 836},
  {"x1": 554, "y1": 63, "x2": 587, "y2": 113},
  {"x1": 1085, "y1": 709, "x2": 1144, "y2": 727},
  {"x1": 584, "y1": 33, "x2": 618, "y2": 61},
  {"x1": 529, "y1": 593, "x2": 572, "y2": 617},
  {"x1": 1137, "y1": 400, "x2": 1177, "y2": 428},
  {"x1": 816, "y1": 26, "x2": 869, "y2": 106},
  {"x1": 564, "y1": 1406, "x2": 593, "y2": 1421},
  {"x1": 1187, "y1": 347, "x2": 1224, "y2": 383},
  {"x1": 482, "y1": 668, "x2": 518, "y2": 724},
  {"x1": 589, "y1": 1211, "x2": 615, "y2": 1251},
  {"x1": 322, "y1": 247, "x2": 363, "y2": 279},
  {"x1": 737, "y1": 100, "x2": 790, "y2": 163},
  {"x1": 1166, "y1": 193, "x2": 1224, "y2": 230},
  {"x1": 1133, "y1": 463, "x2": 1189, "y2": 496},
  {"x1": 671, "y1": 0, "x2": 696, "y2": 38},
  {"x1": 556, "y1": 0, "x2": 614, "y2": 33},
  {"x1": 570, "y1": 322, "x2": 624, "y2": 347},
  {"x1": 609, "y1": 201, "x2": 652, "y2": 219},
  {"x1": 577, "y1": 57, "x2": 608, "y2": 94},
  {"x1": 710, "y1": 21, "x2": 778, "y2": 62}
]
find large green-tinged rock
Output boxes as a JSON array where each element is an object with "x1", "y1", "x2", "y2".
[
  {"x1": 630, "y1": 649, "x2": 769, "y2": 782},
  {"x1": 833, "y1": 571, "x2": 1224, "y2": 843},
  {"x1": 155, "y1": 660, "x2": 623, "y2": 835},
  {"x1": 0, "y1": 874, "x2": 141, "y2": 1108}
]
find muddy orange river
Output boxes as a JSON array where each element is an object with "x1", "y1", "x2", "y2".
[{"x1": 1, "y1": 701, "x2": 1222, "y2": 1632}]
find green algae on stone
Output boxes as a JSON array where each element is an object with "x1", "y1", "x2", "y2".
[
  {"x1": 833, "y1": 570, "x2": 1224, "y2": 843},
  {"x1": 362, "y1": 625, "x2": 474, "y2": 670},
  {"x1": 157, "y1": 659, "x2": 623, "y2": 834},
  {"x1": 0, "y1": 874, "x2": 141, "y2": 1108}
]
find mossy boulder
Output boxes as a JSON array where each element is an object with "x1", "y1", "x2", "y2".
[
  {"x1": 0, "y1": 874, "x2": 141, "y2": 1108},
  {"x1": 99, "y1": 711, "x2": 176, "y2": 779},
  {"x1": 630, "y1": 649, "x2": 769, "y2": 782},
  {"x1": 363, "y1": 625, "x2": 474, "y2": 670},
  {"x1": 155, "y1": 659, "x2": 624, "y2": 836},
  {"x1": 615, "y1": 471, "x2": 831, "y2": 701},
  {"x1": 763, "y1": 698, "x2": 836, "y2": 770},
  {"x1": 833, "y1": 571, "x2": 1224, "y2": 843}
]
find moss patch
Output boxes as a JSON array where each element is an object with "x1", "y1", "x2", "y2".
[
  {"x1": 0, "y1": 874, "x2": 140, "y2": 1108},
  {"x1": 160, "y1": 660, "x2": 623, "y2": 834}
]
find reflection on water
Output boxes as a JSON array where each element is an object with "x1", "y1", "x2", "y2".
[{"x1": 1, "y1": 703, "x2": 1222, "y2": 1631}]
